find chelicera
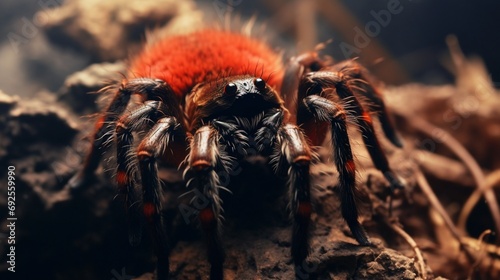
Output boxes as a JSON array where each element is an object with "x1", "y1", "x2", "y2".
[{"x1": 67, "y1": 29, "x2": 404, "y2": 280}]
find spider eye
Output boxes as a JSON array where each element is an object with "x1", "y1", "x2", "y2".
[
  {"x1": 254, "y1": 78, "x2": 266, "y2": 90},
  {"x1": 224, "y1": 83, "x2": 237, "y2": 95}
]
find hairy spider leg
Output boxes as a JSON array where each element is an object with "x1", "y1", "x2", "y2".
[
  {"x1": 186, "y1": 126, "x2": 226, "y2": 280},
  {"x1": 302, "y1": 95, "x2": 371, "y2": 245},
  {"x1": 281, "y1": 53, "x2": 370, "y2": 270},
  {"x1": 69, "y1": 77, "x2": 186, "y2": 280},
  {"x1": 331, "y1": 60, "x2": 403, "y2": 148},
  {"x1": 281, "y1": 52, "x2": 325, "y2": 124},
  {"x1": 67, "y1": 78, "x2": 183, "y2": 189},
  {"x1": 136, "y1": 116, "x2": 183, "y2": 280},
  {"x1": 66, "y1": 83, "x2": 132, "y2": 189},
  {"x1": 116, "y1": 100, "x2": 186, "y2": 246},
  {"x1": 116, "y1": 100, "x2": 166, "y2": 246},
  {"x1": 277, "y1": 125, "x2": 313, "y2": 273},
  {"x1": 301, "y1": 70, "x2": 405, "y2": 191},
  {"x1": 283, "y1": 53, "x2": 403, "y2": 171}
]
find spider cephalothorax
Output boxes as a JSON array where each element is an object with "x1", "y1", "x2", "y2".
[
  {"x1": 67, "y1": 29, "x2": 404, "y2": 280},
  {"x1": 187, "y1": 76, "x2": 287, "y2": 127}
]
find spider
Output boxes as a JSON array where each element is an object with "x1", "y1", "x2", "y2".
[{"x1": 67, "y1": 28, "x2": 404, "y2": 279}]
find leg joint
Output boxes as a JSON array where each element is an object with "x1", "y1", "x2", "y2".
[
  {"x1": 115, "y1": 121, "x2": 128, "y2": 135},
  {"x1": 137, "y1": 149, "x2": 155, "y2": 163},
  {"x1": 282, "y1": 125, "x2": 312, "y2": 167}
]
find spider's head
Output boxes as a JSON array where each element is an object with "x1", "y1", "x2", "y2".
[
  {"x1": 189, "y1": 75, "x2": 284, "y2": 120},
  {"x1": 220, "y1": 77, "x2": 280, "y2": 112}
]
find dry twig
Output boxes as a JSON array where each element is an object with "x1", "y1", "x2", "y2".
[
  {"x1": 395, "y1": 111, "x2": 500, "y2": 244},
  {"x1": 467, "y1": 230, "x2": 493, "y2": 280},
  {"x1": 414, "y1": 150, "x2": 475, "y2": 187},
  {"x1": 368, "y1": 175, "x2": 428, "y2": 279},
  {"x1": 414, "y1": 169, "x2": 466, "y2": 248},
  {"x1": 459, "y1": 170, "x2": 500, "y2": 233},
  {"x1": 388, "y1": 221, "x2": 428, "y2": 279}
]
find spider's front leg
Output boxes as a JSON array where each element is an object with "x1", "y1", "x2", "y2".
[
  {"x1": 275, "y1": 124, "x2": 313, "y2": 272},
  {"x1": 134, "y1": 114, "x2": 185, "y2": 280},
  {"x1": 185, "y1": 126, "x2": 227, "y2": 280}
]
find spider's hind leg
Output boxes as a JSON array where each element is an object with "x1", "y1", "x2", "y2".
[
  {"x1": 68, "y1": 77, "x2": 185, "y2": 280},
  {"x1": 331, "y1": 60, "x2": 403, "y2": 148},
  {"x1": 66, "y1": 78, "x2": 182, "y2": 190},
  {"x1": 302, "y1": 95, "x2": 371, "y2": 246},
  {"x1": 301, "y1": 70, "x2": 405, "y2": 192},
  {"x1": 115, "y1": 100, "x2": 180, "y2": 245}
]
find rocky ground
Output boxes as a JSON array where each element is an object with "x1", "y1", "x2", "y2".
[{"x1": 1, "y1": 1, "x2": 500, "y2": 280}]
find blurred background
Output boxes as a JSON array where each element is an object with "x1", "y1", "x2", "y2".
[{"x1": 0, "y1": 0, "x2": 500, "y2": 98}]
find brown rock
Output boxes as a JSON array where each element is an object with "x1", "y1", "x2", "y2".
[{"x1": 41, "y1": 0, "x2": 200, "y2": 61}]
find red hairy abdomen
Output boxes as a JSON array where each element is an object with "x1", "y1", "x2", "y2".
[{"x1": 129, "y1": 30, "x2": 284, "y2": 98}]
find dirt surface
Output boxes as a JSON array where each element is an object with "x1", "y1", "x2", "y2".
[{"x1": 1, "y1": 1, "x2": 500, "y2": 280}]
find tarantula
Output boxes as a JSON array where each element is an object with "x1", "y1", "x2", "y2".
[{"x1": 67, "y1": 29, "x2": 404, "y2": 279}]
